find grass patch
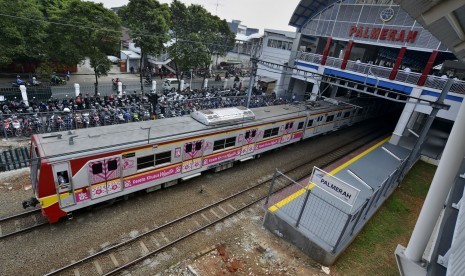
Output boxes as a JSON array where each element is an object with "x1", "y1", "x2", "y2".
[{"x1": 333, "y1": 161, "x2": 436, "y2": 276}]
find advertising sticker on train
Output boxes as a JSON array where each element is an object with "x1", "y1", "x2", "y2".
[{"x1": 310, "y1": 167, "x2": 360, "y2": 207}]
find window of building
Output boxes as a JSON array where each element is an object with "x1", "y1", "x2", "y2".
[
  {"x1": 297, "y1": 122, "x2": 304, "y2": 130},
  {"x1": 137, "y1": 155, "x2": 154, "y2": 170}
]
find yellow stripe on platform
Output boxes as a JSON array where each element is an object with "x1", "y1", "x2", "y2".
[{"x1": 268, "y1": 136, "x2": 390, "y2": 212}]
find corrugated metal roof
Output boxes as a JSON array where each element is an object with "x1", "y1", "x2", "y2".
[
  {"x1": 394, "y1": 0, "x2": 465, "y2": 62},
  {"x1": 289, "y1": 0, "x2": 340, "y2": 29}
]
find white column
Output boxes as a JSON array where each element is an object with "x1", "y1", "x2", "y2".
[
  {"x1": 223, "y1": 78, "x2": 228, "y2": 89},
  {"x1": 151, "y1": 80, "x2": 156, "y2": 92},
  {"x1": 406, "y1": 111, "x2": 420, "y2": 130},
  {"x1": 390, "y1": 87, "x2": 422, "y2": 145},
  {"x1": 20, "y1": 85, "x2": 29, "y2": 107},
  {"x1": 309, "y1": 67, "x2": 325, "y2": 101},
  {"x1": 74, "y1": 83, "x2": 80, "y2": 97},
  {"x1": 330, "y1": 80, "x2": 340, "y2": 98},
  {"x1": 404, "y1": 97, "x2": 465, "y2": 262},
  {"x1": 180, "y1": 80, "x2": 185, "y2": 91},
  {"x1": 118, "y1": 81, "x2": 123, "y2": 97},
  {"x1": 203, "y1": 79, "x2": 208, "y2": 89}
]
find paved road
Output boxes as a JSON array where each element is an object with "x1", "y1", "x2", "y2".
[{"x1": 1, "y1": 58, "x2": 246, "y2": 98}]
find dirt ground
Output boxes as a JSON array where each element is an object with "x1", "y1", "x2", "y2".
[{"x1": 158, "y1": 205, "x2": 330, "y2": 276}]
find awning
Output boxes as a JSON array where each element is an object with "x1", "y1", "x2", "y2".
[
  {"x1": 258, "y1": 76, "x2": 277, "y2": 83},
  {"x1": 121, "y1": 50, "x2": 141, "y2": 59}
]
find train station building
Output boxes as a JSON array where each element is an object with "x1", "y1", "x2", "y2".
[{"x1": 263, "y1": 1, "x2": 465, "y2": 275}]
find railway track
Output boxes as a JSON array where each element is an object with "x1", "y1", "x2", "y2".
[
  {"x1": 45, "y1": 127, "x2": 388, "y2": 275},
  {"x1": 0, "y1": 209, "x2": 48, "y2": 240}
]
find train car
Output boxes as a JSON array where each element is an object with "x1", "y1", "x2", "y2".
[{"x1": 24, "y1": 99, "x2": 379, "y2": 223}]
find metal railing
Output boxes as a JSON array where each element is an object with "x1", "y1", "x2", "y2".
[
  {"x1": 296, "y1": 52, "x2": 465, "y2": 94},
  {"x1": 265, "y1": 160, "x2": 406, "y2": 254}
]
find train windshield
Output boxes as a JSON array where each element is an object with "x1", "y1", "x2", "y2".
[{"x1": 30, "y1": 144, "x2": 40, "y2": 194}]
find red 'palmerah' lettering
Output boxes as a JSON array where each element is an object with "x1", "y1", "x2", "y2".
[
  {"x1": 363, "y1": 28, "x2": 370, "y2": 38},
  {"x1": 370, "y1": 28, "x2": 381, "y2": 39},
  {"x1": 388, "y1": 29, "x2": 397, "y2": 41},
  {"x1": 396, "y1": 30, "x2": 405, "y2": 42},
  {"x1": 379, "y1": 29, "x2": 389, "y2": 40},
  {"x1": 355, "y1": 27, "x2": 363, "y2": 37},
  {"x1": 348, "y1": 26, "x2": 357, "y2": 36},
  {"x1": 406, "y1": 31, "x2": 418, "y2": 43}
]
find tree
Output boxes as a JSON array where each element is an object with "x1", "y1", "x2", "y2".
[
  {"x1": 118, "y1": 0, "x2": 171, "y2": 91},
  {"x1": 0, "y1": 0, "x2": 47, "y2": 68},
  {"x1": 167, "y1": 1, "x2": 235, "y2": 89},
  {"x1": 46, "y1": 0, "x2": 121, "y2": 93}
]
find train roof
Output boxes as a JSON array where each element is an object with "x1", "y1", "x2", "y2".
[{"x1": 33, "y1": 101, "x2": 351, "y2": 160}]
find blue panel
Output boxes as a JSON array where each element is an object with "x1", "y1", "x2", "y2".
[
  {"x1": 295, "y1": 61, "x2": 319, "y2": 70},
  {"x1": 323, "y1": 68, "x2": 413, "y2": 94},
  {"x1": 422, "y1": 90, "x2": 464, "y2": 102}
]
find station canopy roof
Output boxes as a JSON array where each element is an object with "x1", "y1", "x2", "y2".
[
  {"x1": 394, "y1": 0, "x2": 465, "y2": 62},
  {"x1": 289, "y1": 0, "x2": 339, "y2": 29}
]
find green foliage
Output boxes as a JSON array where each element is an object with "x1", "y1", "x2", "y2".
[
  {"x1": 46, "y1": 0, "x2": 122, "y2": 78},
  {"x1": 167, "y1": 0, "x2": 235, "y2": 73},
  {"x1": 335, "y1": 161, "x2": 435, "y2": 275},
  {"x1": 118, "y1": 0, "x2": 171, "y2": 57},
  {"x1": 0, "y1": 0, "x2": 47, "y2": 66}
]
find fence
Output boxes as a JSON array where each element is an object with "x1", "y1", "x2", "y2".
[
  {"x1": 265, "y1": 161, "x2": 406, "y2": 254},
  {"x1": 296, "y1": 51, "x2": 465, "y2": 94},
  {"x1": 0, "y1": 147, "x2": 30, "y2": 172}
]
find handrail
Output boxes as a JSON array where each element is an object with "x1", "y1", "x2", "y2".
[{"x1": 296, "y1": 51, "x2": 465, "y2": 94}]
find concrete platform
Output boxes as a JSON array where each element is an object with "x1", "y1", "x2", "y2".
[{"x1": 263, "y1": 135, "x2": 411, "y2": 265}]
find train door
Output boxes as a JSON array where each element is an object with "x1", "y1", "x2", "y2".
[
  {"x1": 314, "y1": 115, "x2": 324, "y2": 134},
  {"x1": 241, "y1": 128, "x2": 257, "y2": 155},
  {"x1": 182, "y1": 140, "x2": 204, "y2": 173},
  {"x1": 52, "y1": 162, "x2": 75, "y2": 208},
  {"x1": 281, "y1": 121, "x2": 294, "y2": 143},
  {"x1": 88, "y1": 156, "x2": 122, "y2": 199}
]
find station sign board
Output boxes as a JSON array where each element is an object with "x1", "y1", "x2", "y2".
[{"x1": 310, "y1": 167, "x2": 360, "y2": 207}]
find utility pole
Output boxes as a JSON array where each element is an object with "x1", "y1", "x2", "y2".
[
  {"x1": 246, "y1": 57, "x2": 258, "y2": 108},
  {"x1": 246, "y1": 44, "x2": 259, "y2": 108}
]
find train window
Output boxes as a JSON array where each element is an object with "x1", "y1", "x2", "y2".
[
  {"x1": 337, "y1": 112, "x2": 342, "y2": 117},
  {"x1": 290, "y1": 122, "x2": 294, "y2": 128},
  {"x1": 195, "y1": 141, "x2": 202, "y2": 151},
  {"x1": 245, "y1": 131, "x2": 250, "y2": 139},
  {"x1": 107, "y1": 160, "x2": 118, "y2": 171},
  {"x1": 297, "y1": 122, "x2": 304, "y2": 130},
  {"x1": 285, "y1": 122, "x2": 289, "y2": 129},
  {"x1": 137, "y1": 155, "x2": 155, "y2": 170},
  {"x1": 225, "y1": 137, "x2": 236, "y2": 148},
  {"x1": 344, "y1": 111, "x2": 350, "y2": 118},
  {"x1": 185, "y1": 143, "x2": 193, "y2": 153},
  {"x1": 155, "y1": 151, "x2": 171, "y2": 165},
  {"x1": 251, "y1": 129, "x2": 256, "y2": 137},
  {"x1": 271, "y1": 127, "x2": 279, "y2": 136},
  {"x1": 92, "y1": 163, "x2": 103, "y2": 174},
  {"x1": 326, "y1": 115, "x2": 335, "y2": 122},
  {"x1": 213, "y1": 140, "x2": 224, "y2": 151},
  {"x1": 264, "y1": 127, "x2": 280, "y2": 138},
  {"x1": 213, "y1": 136, "x2": 236, "y2": 151},
  {"x1": 56, "y1": 170, "x2": 69, "y2": 184},
  {"x1": 307, "y1": 119, "x2": 313, "y2": 127},
  {"x1": 318, "y1": 116, "x2": 323, "y2": 122}
]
